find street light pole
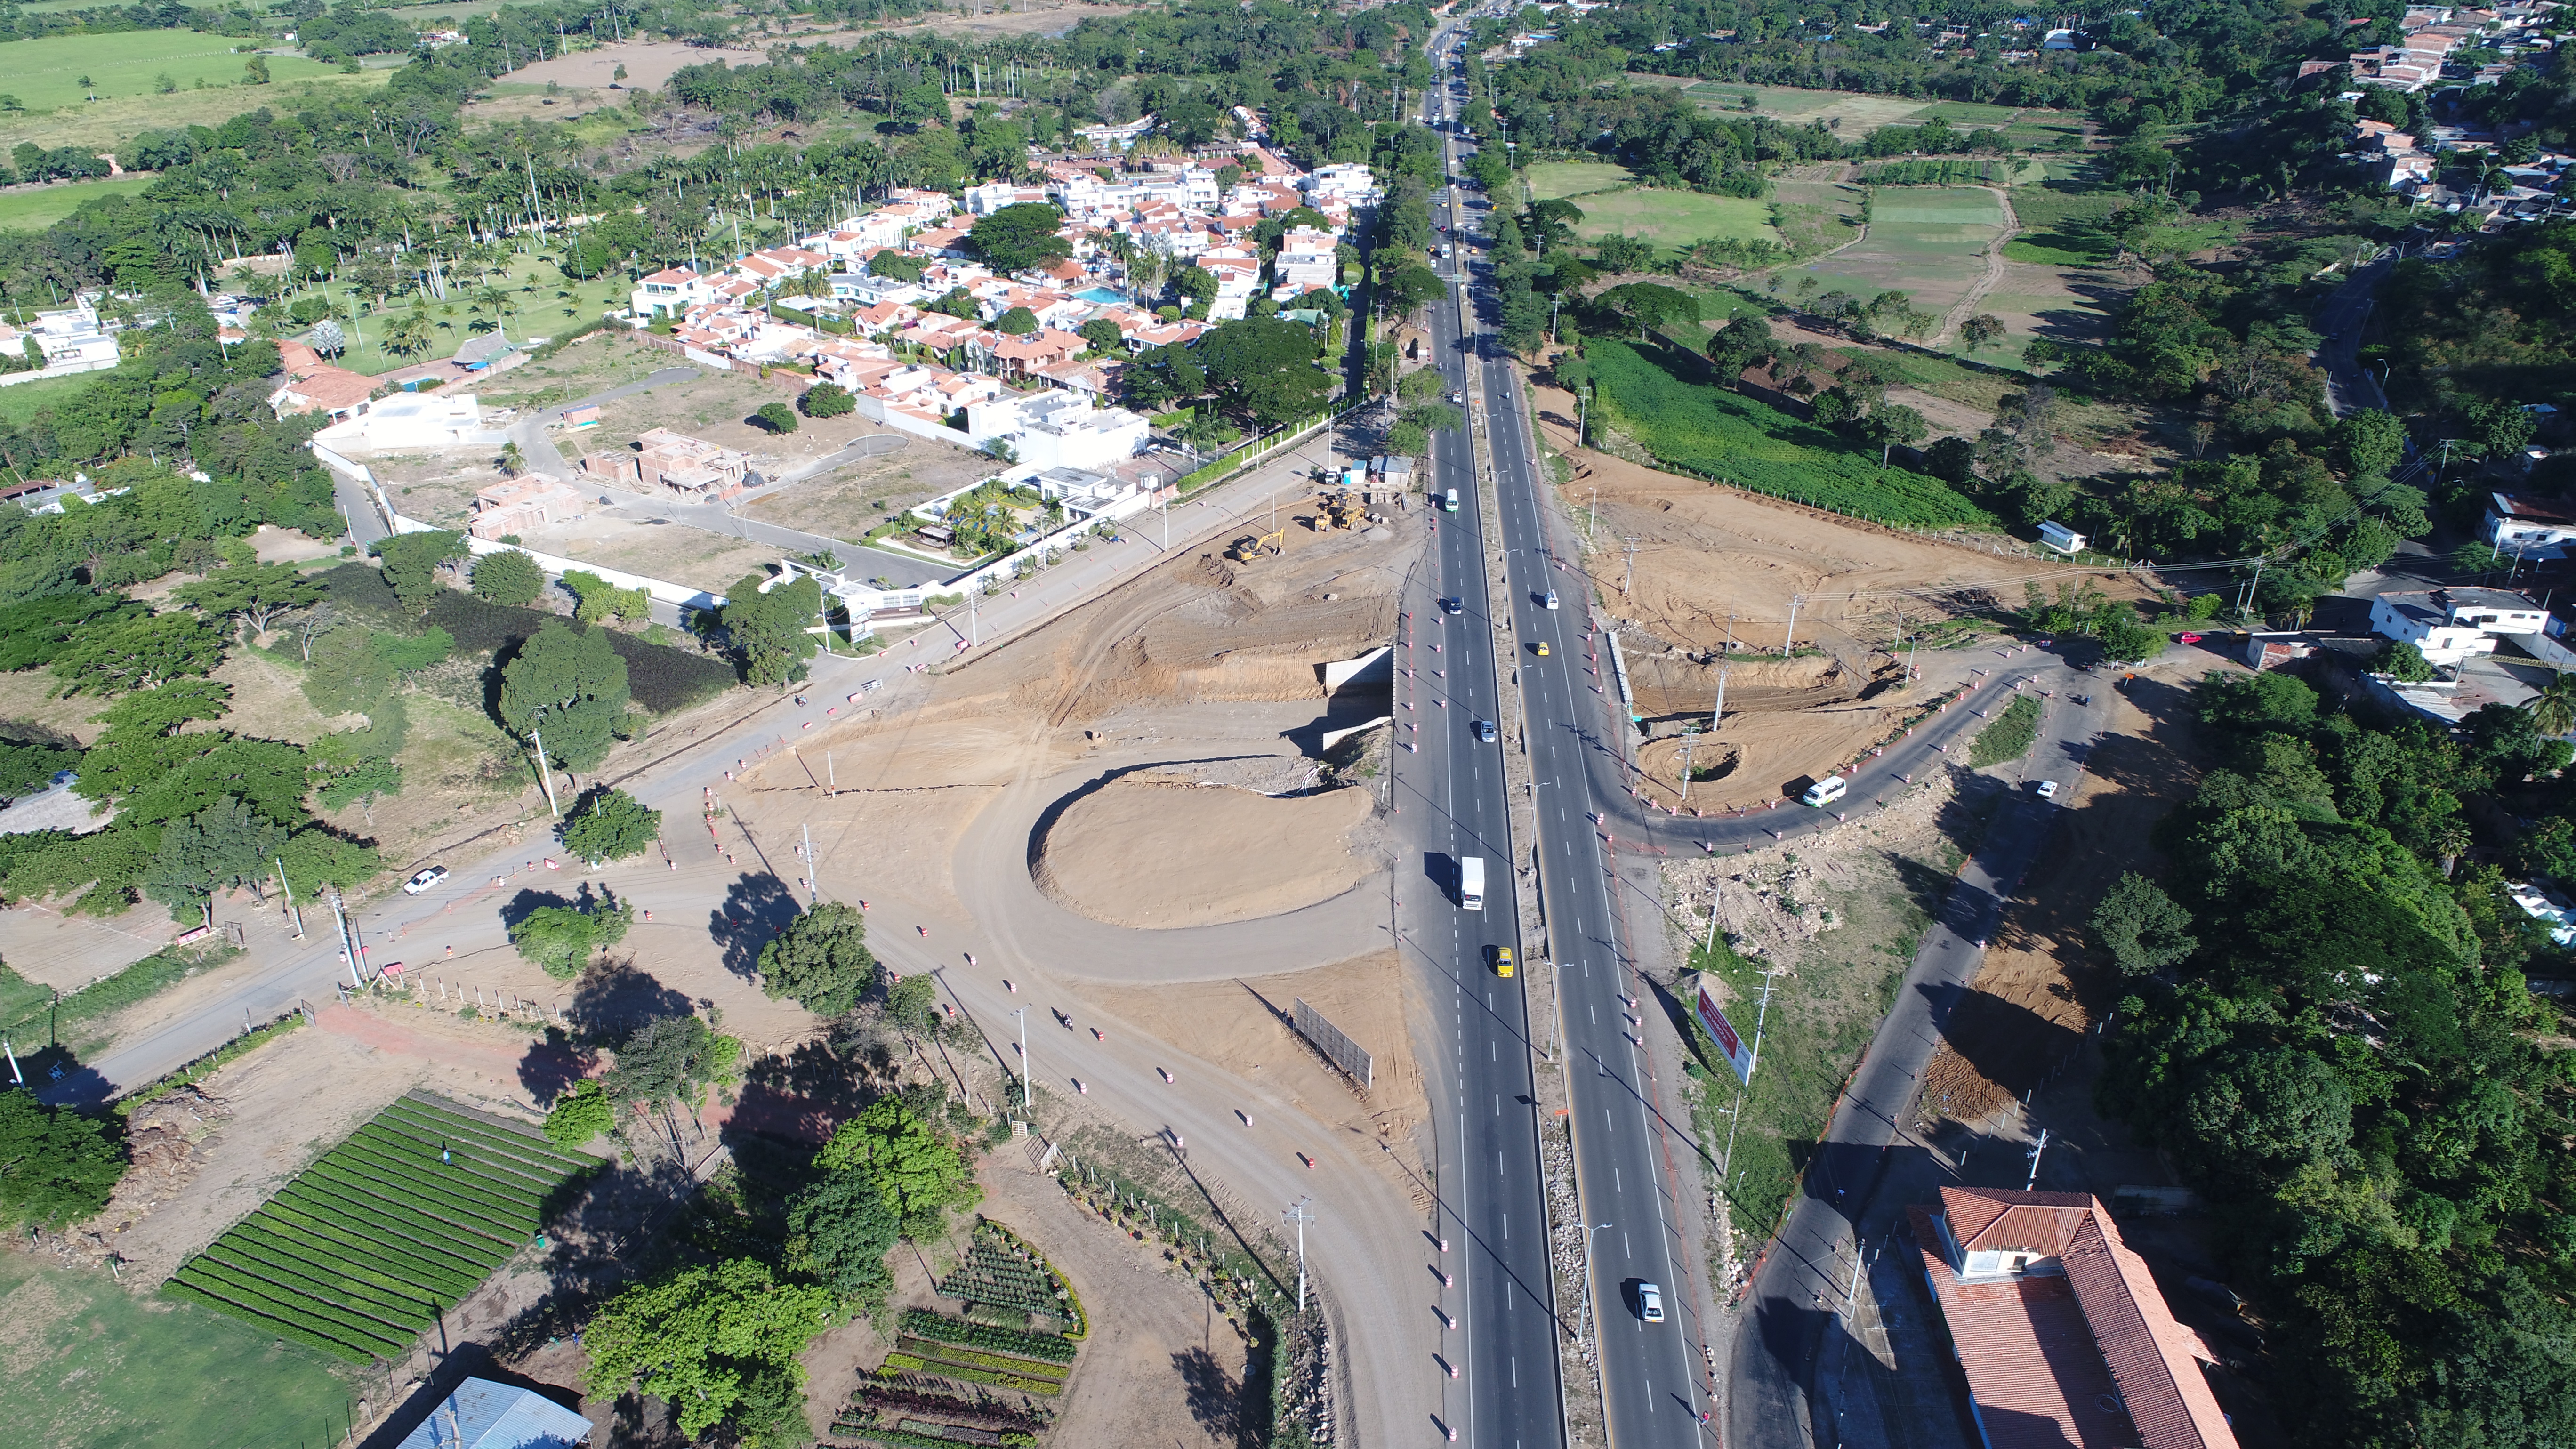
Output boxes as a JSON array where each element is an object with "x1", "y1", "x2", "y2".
[{"x1": 1284, "y1": 1198, "x2": 1316, "y2": 1314}]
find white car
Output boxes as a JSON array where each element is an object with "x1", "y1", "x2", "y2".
[
  {"x1": 402, "y1": 865, "x2": 449, "y2": 895},
  {"x1": 1638, "y1": 1282, "x2": 1665, "y2": 1323},
  {"x1": 2035, "y1": 780, "x2": 2059, "y2": 799}
]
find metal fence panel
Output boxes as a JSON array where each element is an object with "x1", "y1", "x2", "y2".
[{"x1": 1292, "y1": 998, "x2": 1373, "y2": 1090}]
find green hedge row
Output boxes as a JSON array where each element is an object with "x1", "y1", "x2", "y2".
[
  {"x1": 298, "y1": 1163, "x2": 521, "y2": 1248},
  {"x1": 209, "y1": 1227, "x2": 439, "y2": 1320},
  {"x1": 333, "y1": 1140, "x2": 544, "y2": 1225},
  {"x1": 829, "y1": 1428, "x2": 1036, "y2": 1449},
  {"x1": 303, "y1": 1158, "x2": 524, "y2": 1241},
  {"x1": 259, "y1": 1201, "x2": 491, "y2": 1295},
  {"x1": 273, "y1": 1179, "x2": 507, "y2": 1266},
  {"x1": 895, "y1": 1338, "x2": 1068, "y2": 1381},
  {"x1": 350, "y1": 1122, "x2": 560, "y2": 1199},
  {"x1": 177, "y1": 1259, "x2": 410, "y2": 1354},
  {"x1": 381, "y1": 1098, "x2": 588, "y2": 1171},
  {"x1": 899, "y1": 1310, "x2": 1076, "y2": 1364},
  {"x1": 879, "y1": 1355, "x2": 1063, "y2": 1397},
  {"x1": 234, "y1": 1222, "x2": 465, "y2": 1313},
  {"x1": 161, "y1": 1277, "x2": 383, "y2": 1363},
  {"x1": 203, "y1": 1242, "x2": 435, "y2": 1330},
  {"x1": 377, "y1": 1103, "x2": 588, "y2": 1180}
]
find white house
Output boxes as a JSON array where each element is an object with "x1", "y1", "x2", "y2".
[
  {"x1": 313, "y1": 391, "x2": 494, "y2": 450},
  {"x1": 630, "y1": 267, "x2": 715, "y2": 319},
  {"x1": 1304, "y1": 163, "x2": 1383, "y2": 207},
  {"x1": 1272, "y1": 225, "x2": 1341, "y2": 294},
  {"x1": 2037, "y1": 520, "x2": 2086, "y2": 555},
  {"x1": 968, "y1": 389, "x2": 1150, "y2": 472},
  {"x1": 2369, "y1": 586, "x2": 2551, "y2": 665},
  {"x1": 2483, "y1": 492, "x2": 2576, "y2": 558}
]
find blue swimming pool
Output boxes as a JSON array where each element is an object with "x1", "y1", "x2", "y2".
[{"x1": 1073, "y1": 286, "x2": 1128, "y2": 305}]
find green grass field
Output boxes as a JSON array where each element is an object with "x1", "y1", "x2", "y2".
[
  {"x1": 0, "y1": 71, "x2": 394, "y2": 157},
  {"x1": 0, "y1": 175, "x2": 151, "y2": 228},
  {"x1": 1523, "y1": 161, "x2": 1637, "y2": 201},
  {"x1": 282, "y1": 249, "x2": 631, "y2": 376},
  {"x1": 0, "y1": 1253, "x2": 357, "y2": 1449},
  {"x1": 1571, "y1": 187, "x2": 1778, "y2": 253},
  {"x1": 1587, "y1": 338, "x2": 1992, "y2": 528},
  {"x1": 0, "y1": 32, "x2": 351, "y2": 113},
  {"x1": 1787, "y1": 185, "x2": 2004, "y2": 318},
  {"x1": 1668, "y1": 79, "x2": 2075, "y2": 140},
  {"x1": 0, "y1": 371, "x2": 101, "y2": 424}
]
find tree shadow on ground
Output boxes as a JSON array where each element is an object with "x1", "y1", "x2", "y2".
[
  {"x1": 515, "y1": 1025, "x2": 593, "y2": 1107},
  {"x1": 565, "y1": 959, "x2": 694, "y2": 1046},
  {"x1": 1173, "y1": 1346, "x2": 1245, "y2": 1445},
  {"x1": 709, "y1": 871, "x2": 800, "y2": 985}
]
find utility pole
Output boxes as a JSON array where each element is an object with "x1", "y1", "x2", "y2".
[
  {"x1": 802, "y1": 822, "x2": 816, "y2": 904},
  {"x1": 528, "y1": 724, "x2": 561, "y2": 818},
  {"x1": 1586, "y1": 485, "x2": 1598, "y2": 540},
  {"x1": 1284, "y1": 1198, "x2": 1315, "y2": 1314},
  {"x1": 274, "y1": 856, "x2": 305, "y2": 939},
  {"x1": 1782, "y1": 595, "x2": 1803, "y2": 656},
  {"x1": 1680, "y1": 728, "x2": 1695, "y2": 804},
  {"x1": 4, "y1": 1038, "x2": 21, "y2": 1085},
  {"x1": 1580, "y1": 1221, "x2": 1611, "y2": 1347},
  {"x1": 1620, "y1": 536, "x2": 1642, "y2": 596},
  {"x1": 1718, "y1": 966, "x2": 1782, "y2": 1179},
  {"x1": 326, "y1": 887, "x2": 360, "y2": 990},
  {"x1": 1013, "y1": 1007, "x2": 1030, "y2": 1111},
  {"x1": 1711, "y1": 667, "x2": 1729, "y2": 734},
  {"x1": 2024, "y1": 1127, "x2": 2051, "y2": 1191},
  {"x1": 968, "y1": 586, "x2": 979, "y2": 648}
]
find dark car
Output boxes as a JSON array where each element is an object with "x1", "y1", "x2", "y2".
[{"x1": 1441, "y1": 596, "x2": 1464, "y2": 614}]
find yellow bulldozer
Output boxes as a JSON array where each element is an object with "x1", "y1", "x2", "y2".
[{"x1": 1225, "y1": 529, "x2": 1286, "y2": 562}]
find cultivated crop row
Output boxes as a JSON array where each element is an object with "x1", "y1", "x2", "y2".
[
  {"x1": 894, "y1": 1339, "x2": 1069, "y2": 1382},
  {"x1": 163, "y1": 1095, "x2": 588, "y2": 1363},
  {"x1": 899, "y1": 1310, "x2": 1076, "y2": 1364},
  {"x1": 880, "y1": 1354, "x2": 1064, "y2": 1397}
]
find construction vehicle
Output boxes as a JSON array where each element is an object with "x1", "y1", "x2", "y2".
[
  {"x1": 1225, "y1": 528, "x2": 1286, "y2": 563},
  {"x1": 1319, "y1": 493, "x2": 1360, "y2": 530}
]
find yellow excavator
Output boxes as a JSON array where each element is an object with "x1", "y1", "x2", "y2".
[{"x1": 1226, "y1": 528, "x2": 1286, "y2": 562}]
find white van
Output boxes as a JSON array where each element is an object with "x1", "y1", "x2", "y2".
[
  {"x1": 1444, "y1": 489, "x2": 1460, "y2": 513},
  {"x1": 1801, "y1": 776, "x2": 1848, "y2": 808}
]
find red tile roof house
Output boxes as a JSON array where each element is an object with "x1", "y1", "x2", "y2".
[{"x1": 1907, "y1": 1187, "x2": 2240, "y2": 1449}]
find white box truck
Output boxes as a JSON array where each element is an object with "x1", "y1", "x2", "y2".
[{"x1": 1459, "y1": 855, "x2": 1486, "y2": 910}]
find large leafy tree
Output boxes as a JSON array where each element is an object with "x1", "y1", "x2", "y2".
[
  {"x1": 968, "y1": 202, "x2": 1069, "y2": 274},
  {"x1": 142, "y1": 795, "x2": 284, "y2": 925},
  {"x1": 582, "y1": 1257, "x2": 836, "y2": 1444},
  {"x1": 2090, "y1": 872, "x2": 2198, "y2": 978},
  {"x1": 371, "y1": 529, "x2": 466, "y2": 609},
  {"x1": 48, "y1": 612, "x2": 227, "y2": 697},
  {"x1": 814, "y1": 1100, "x2": 977, "y2": 1240},
  {"x1": 786, "y1": 1164, "x2": 900, "y2": 1304},
  {"x1": 1197, "y1": 316, "x2": 1335, "y2": 428},
  {"x1": 172, "y1": 561, "x2": 321, "y2": 642},
  {"x1": 606, "y1": 1011, "x2": 739, "y2": 1120},
  {"x1": 559, "y1": 786, "x2": 661, "y2": 865},
  {"x1": 468, "y1": 548, "x2": 545, "y2": 606},
  {"x1": 756, "y1": 901, "x2": 878, "y2": 1017},
  {"x1": 0, "y1": 1094, "x2": 124, "y2": 1230},
  {"x1": 719, "y1": 572, "x2": 823, "y2": 689},
  {"x1": 507, "y1": 895, "x2": 632, "y2": 980},
  {"x1": 498, "y1": 621, "x2": 631, "y2": 771},
  {"x1": 542, "y1": 1079, "x2": 615, "y2": 1151}
]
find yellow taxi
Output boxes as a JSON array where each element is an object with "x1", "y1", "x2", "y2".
[
  {"x1": 1534, "y1": 641, "x2": 1550, "y2": 657},
  {"x1": 1489, "y1": 944, "x2": 1515, "y2": 978}
]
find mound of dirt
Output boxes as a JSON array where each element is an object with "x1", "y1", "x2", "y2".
[{"x1": 1037, "y1": 778, "x2": 1375, "y2": 928}]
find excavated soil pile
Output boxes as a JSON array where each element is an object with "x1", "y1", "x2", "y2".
[
  {"x1": 1036, "y1": 778, "x2": 1376, "y2": 929},
  {"x1": 1626, "y1": 650, "x2": 1927, "y2": 811}
]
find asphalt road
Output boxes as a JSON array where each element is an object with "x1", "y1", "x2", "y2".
[
  {"x1": 1407, "y1": 42, "x2": 1564, "y2": 1449},
  {"x1": 1722, "y1": 668, "x2": 2105, "y2": 1449},
  {"x1": 1420, "y1": 165, "x2": 1715, "y2": 1449},
  {"x1": 2315, "y1": 255, "x2": 2395, "y2": 418}
]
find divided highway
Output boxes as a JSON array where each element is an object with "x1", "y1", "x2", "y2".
[{"x1": 1412, "y1": 27, "x2": 1713, "y2": 1448}]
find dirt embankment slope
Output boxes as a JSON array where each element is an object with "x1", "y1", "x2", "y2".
[{"x1": 1037, "y1": 778, "x2": 1377, "y2": 929}]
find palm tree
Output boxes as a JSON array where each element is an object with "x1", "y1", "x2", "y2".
[{"x1": 2528, "y1": 669, "x2": 2576, "y2": 738}]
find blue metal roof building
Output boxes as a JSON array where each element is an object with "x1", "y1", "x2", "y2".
[{"x1": 395, "y1": 1377, "x2": 592, "y2": 1449}]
